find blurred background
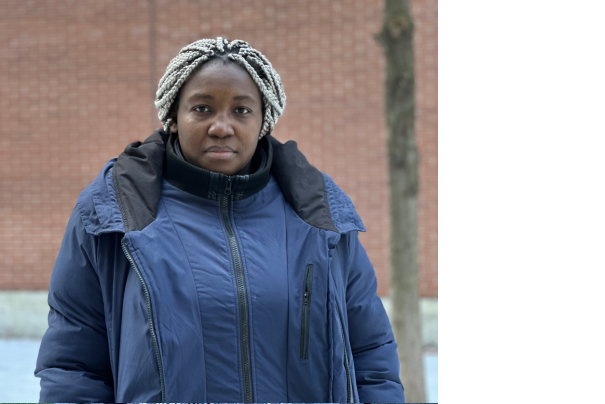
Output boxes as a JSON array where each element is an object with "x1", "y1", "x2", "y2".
[{"x1": 0, "y1": 0, "x2": 437, "y2": 402}]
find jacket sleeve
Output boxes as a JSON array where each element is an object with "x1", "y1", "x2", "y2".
[
  {"x1": 345, "y1": 231, "x2": 406, "y2": 403},
  {"x1": 35, "y1": 207, "x2": 115, "y2": 403}
]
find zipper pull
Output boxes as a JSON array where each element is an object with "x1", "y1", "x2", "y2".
[{"x1": 225, "y1": 176, "x2": 232, "y2": 195}]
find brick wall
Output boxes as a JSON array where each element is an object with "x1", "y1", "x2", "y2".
[
  {"x1": 412, "y1": 0, "x2": 438, "y2": 297},
  {"x1": 0, "y1": 0, "x2": 437, "y2": 297}
]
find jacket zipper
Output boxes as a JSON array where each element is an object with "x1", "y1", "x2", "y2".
[
  {"x1": 300, "y1": 264, "x2": 314, "y2": 359},
  {"x1": 335, "y1": 302, "x2": 354, "y2": 403},
  {"x1": 121, "y1": 238, "x2": 166, "y2": 403},
  {"x1": 221, "y1": 176, "x2": 254, "y2": 403}
]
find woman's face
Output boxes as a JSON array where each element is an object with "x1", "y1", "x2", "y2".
[{"x1": 171, "y1": 60, "x2": 264, "y2": 175}]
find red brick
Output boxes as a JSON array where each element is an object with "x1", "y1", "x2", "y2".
[{"x1": 0, "y1": 0, "x2": 437, "y2": 297}]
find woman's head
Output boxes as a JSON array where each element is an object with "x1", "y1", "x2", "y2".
[{"x1": 155, "y1": 38, "x2": 286, "y2": 175}]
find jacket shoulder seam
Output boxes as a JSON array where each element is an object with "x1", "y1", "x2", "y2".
[{"x1": 322, "y1": 173, "x2": 366, "y2": 234}]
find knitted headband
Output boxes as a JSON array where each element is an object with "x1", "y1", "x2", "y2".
[{"x1": 154, "y1": 37, "x2": 286, "y2": 139}]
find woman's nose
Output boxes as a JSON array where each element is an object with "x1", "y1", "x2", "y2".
[{"x1": 208, "y1": 113, "x2": 235, "y2": 138}]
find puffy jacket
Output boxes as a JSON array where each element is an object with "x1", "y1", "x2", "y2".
[{"x1": 35, "y1": 129, "x2": 405, "y2": 403}]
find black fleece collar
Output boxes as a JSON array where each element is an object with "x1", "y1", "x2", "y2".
[
  {"x1": 174, "y1": 136, "x2": 253, "y2": 175},
  {"x1": 113, "y1": 129, "x2": 338, "y2": 234},
  {"x1": 164, "y1": 132, "x2": 271, "y2": 201}
]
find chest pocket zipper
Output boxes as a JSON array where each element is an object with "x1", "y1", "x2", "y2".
[
  {"x1": 300, "y1": 264, "x2": 314, "y2": 359},
  {"x1": 335, "y1": 302, "x2": 354, "y2": 403}
]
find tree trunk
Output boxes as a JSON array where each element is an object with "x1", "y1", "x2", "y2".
[{"x1": 376, "y1": 0, "x2": 426, "y2": 402}]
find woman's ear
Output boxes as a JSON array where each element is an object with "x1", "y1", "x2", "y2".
[{"x1": 170, "y1": 120, "x2": 178, "y2": 134}]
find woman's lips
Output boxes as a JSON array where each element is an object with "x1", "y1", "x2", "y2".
[
  {"x1": 205, "y1": 146, "x2": 236, "y2": 159},
  {"x1": 207, "y1": 150, "x2": 234, "y2": 159}
]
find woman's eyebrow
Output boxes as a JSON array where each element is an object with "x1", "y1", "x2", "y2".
[
  {"x1": 189, "y1": 93, "x2": 214, "y2": 100},
  {"x1": 233, "y1": 95, "x2": 257, "y2": 104},
  {"x1": 187, "y1": 93, "x2": 257, "y2": 104}
]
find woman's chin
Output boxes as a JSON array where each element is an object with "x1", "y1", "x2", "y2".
[{"x1": 196, "y1": 158, "x2": 241, "y2": 176}]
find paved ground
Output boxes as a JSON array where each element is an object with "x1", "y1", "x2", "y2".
[
  {"x1": 0, "y1": 339, "x2": 437, "y2": 403},
  {"x1": 424, "y1": 351, "x2": 438, "y2": 403},
  {"x1": 0, "y1": 339, "x2": 41, "y2": 403}
]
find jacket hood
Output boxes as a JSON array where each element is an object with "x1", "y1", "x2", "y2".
[{"x1": 77, "y1": 129, "x2": 365, "y2": 235}]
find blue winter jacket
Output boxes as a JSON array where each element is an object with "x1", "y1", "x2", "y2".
[{"x1": 35, "y1": 130, "x2": 405, "y2": 403}]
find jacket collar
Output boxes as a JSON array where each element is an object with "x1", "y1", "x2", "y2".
[
  {"x1": 112, "y1": 129, "x2": 363, "y2": 234},
  {"x1": 164, "y1": 132, "x2": 272, "y2": 201}
]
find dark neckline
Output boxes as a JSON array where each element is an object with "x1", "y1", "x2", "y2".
[
  {"x1": 113, "y1": 129, "x2": 342, "y2": 233},
  {"x1": 164, "y1": 132, "x2": 272, "y2": 201}
]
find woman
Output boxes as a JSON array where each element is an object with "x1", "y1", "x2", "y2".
[{"x1": 35, "y1": 38, "x2": 405, "y2": 403}]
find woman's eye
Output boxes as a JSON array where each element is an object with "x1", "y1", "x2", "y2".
[
  {"x1": 235, "y1": 107, "x2": 250, "y2": 114},
  {"x1": 194, "y1": 106, "x2": 209, "y2": 113}
]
